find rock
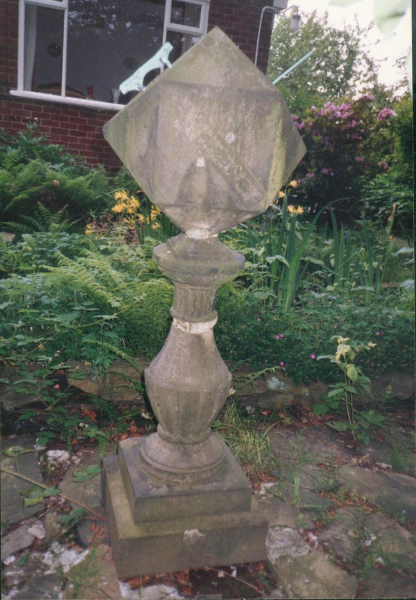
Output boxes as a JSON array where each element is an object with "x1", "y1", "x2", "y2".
[
  {"x1": 338, "y1": 465, "x2": 416, "y2": 521},
  {"x1": 44, "y1": 511, "x2": 71, "y2": 545},
  {"x1": 59, "y1": 453, "x2": 103, "y2": 511},
  {"x1": 59, "y1": 452, "x2": 111, "y2": 546},
  {"x1": 76, "y1": 505, "x2": 109, "y2": 547},
  {"x1": 271, "y1": 484, "x2": 333, "y2": 521},
  {"x1": 1, "y1": 436, "x2": 44, "y2": 525},
  {"x1": 126, "y1": 584, "x2": 183, "y2": 600},
  {"x1": 67, "y1": 359, "x2": 148, "y2": 403},
  {"x1": 307, "y1": 381, "x2": 329, "y2": 403},
  {"x1": 3, "y1": 573, "x2": 63, "y2": 599},
  {"x1": 1, "y1": 523, "x2": 35, "y2": 559},
  {"x1": 0, "y1": 364, "x2": 42, "y2": 411},
  {"x1": 365, "y1": 512, "x2": 416, "y2": 573},
  {"x1": 371, "y1": 371, "x2": 414, "y2": 401},
  {"x1": 256, "y1": 496, "x2": 314, "y2": 529},
  {"x1": 267, "y1": 588, "x2": 285, "y2": 599},
  {"x1": 294, "y1": 464, "x2": 340, "y2": 494},
  {"x1": 257, "y1": 389, "x2": 294, "y2": 409},
  {"x1": 266, "y1": 527, "x2": 311, "y2": 561},
  {"x1": 358, "y1": 568, "x2": 416, "y2": 598},
  {"x1": 269, "y1": 427, "x2": 352, "y2": 469},
  {"x1": 318, "y1": 507, "x2": 365, "y2": 569},
  {"x1": 269, "y1": 549, "x2": 359, "y2": 599},
  {"x1": 27, "y1": 520, "x2": 46, "y2": 540},
  {"x1": 63, "y1": 544, "x2": 121, "y2": 600},
  {"x1": 1, "y1": 553, "x2": 62, "y2": 599}
]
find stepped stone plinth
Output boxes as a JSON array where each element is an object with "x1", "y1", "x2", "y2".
[{"x1": 102, "y1": 27, "x2": 305, "y2": 578}]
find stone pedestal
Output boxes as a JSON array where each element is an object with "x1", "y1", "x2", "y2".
[
  {"x1": 103, "y1": 233, "x2": 268, "y2": 577},
  {"x1": 101, "y1": 27, "x2": 305, "y2": 577},
  {"x1": 103, "y1": 438, "x2": 267, "y2": 578}
]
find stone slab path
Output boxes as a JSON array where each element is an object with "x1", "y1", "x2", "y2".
[{"x1": 1, "y1": 425, "x2": 415, "y2": 599}]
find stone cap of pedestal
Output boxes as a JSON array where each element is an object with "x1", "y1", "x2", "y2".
[
  {"x1": 153, "y1": 234, "x2": 245, "y2": 288},
  {"x1": 103, "y1": 27, "x2": 306, "y2": 236}
]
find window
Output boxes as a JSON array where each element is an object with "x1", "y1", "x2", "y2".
[{"x1": 14, "y1": 0, "x2": 209, "y2": 110}]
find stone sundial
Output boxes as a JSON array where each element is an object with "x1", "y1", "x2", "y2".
[{"x1": 102, "y1": 27, "x2": 305, "y2": 578}]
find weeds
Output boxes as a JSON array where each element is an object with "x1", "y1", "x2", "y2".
[{"x1": 213, "y1": 401, "x2": 277, "y2": 480}]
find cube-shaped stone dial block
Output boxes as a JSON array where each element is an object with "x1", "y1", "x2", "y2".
[{"x1": 104, "y1": 27, "x2": 306, "y2": 236}]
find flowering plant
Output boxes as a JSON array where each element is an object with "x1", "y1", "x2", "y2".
[{"x1": 291, "y1": 94, "x2": 397, "y2": 222}]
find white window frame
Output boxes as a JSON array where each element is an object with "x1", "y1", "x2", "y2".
[{"x1": 11, "y1": 0, "x2": 210, "y2": 111}]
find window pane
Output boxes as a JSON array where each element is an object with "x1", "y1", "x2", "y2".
[
  {"x1": 170, "y1": 1, "x2": 201, "y2": 28},
  {"x1": 166, "y1": 29, "x2": 200, "y2": 62},
  {"x1": 66, "y1": 0, "x2": 165, "y2": 104},
  {"x1": 24, "y1": 6, "x2": 64, "y2": 94}
]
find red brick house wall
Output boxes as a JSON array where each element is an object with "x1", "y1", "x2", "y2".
[{"x1": 0, "y1": 0, "x2": 274, "y2": 170}]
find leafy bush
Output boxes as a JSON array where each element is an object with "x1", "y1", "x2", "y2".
[
  {"x1": 0, "y1": 124, "x2": 112, "y2": 232},
  {"x1": 291, "y1": 94, "x2": 396, "y2": 223}
]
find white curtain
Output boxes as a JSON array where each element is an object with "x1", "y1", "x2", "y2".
[{"x1": 24, "y1": 4, "x2": 37, "y2": 90}]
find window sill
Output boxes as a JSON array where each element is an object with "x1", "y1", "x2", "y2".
[{"x1": 10, "y1": 90, "x2": 124, "y2": 112}]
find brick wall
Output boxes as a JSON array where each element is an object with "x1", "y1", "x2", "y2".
[{"x1": 0, "y1": 0, "x2": 274, "y2": 170}]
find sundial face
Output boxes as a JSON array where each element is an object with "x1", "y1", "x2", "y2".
[{"x1": 104, "y1": 28, "x2": 306, "y2": 236}]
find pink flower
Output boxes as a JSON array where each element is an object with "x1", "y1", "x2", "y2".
[
  {"x1": 275, "y1": 335, "x2": 280, "y2": 340},
  {"x1": 354, "y1": 157, "x2": 364, "y2": 162},
  {"x1": 280, "y1": 334, "x2": 284, "y2": 338},
  {"x1": 375, "y1": 332, "x2": 380, "y2": 336},
  {"x1": 279, "y1": 361, "x2": 285, "y2": 366},
  {"x1": 377, "y1": 108, "x2": 396, "y2": 121},
  {"x1": 54, "y1": 384, "x2": 60, "y2": 389},
  {"x1": 321, "y1": 167, "x2": 331, "y2": 175},
  {"x1": 295, "y1": 121, "x2": 305, "y2": 130},
  {"x1": 378, "y1": 161, "x2": 388, "y2": 171},
  {"x1": 360, "y1": 93, "x2": 374, "y2": 101},
  {"x1": 311, "y1": 106, "x2": 317, "y2": 111},
  {"x1": 310, "y1": 354, "x2": 316, "y2": 360},
  {"x1": 257, "y1": 318, "x2": 261, "y2": 321},
  {"x1": 305, "y1": 173, "x2": 314, "y2": 179},
  {"x1": 292, "y1": 114, "x2": 299, "y2": 121}
]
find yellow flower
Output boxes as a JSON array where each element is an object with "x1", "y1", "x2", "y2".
[
  {"x1": 278, "y1": 191, "x2": 285, "y2": 198},
  {"x1": 295, "y1": 206, "x2": 304, "y2": 214},
  {"x1": 85, "y1": 224, "x2": 94, "y2": 235},
  {"x1": 112, "y1": 204, "x2": 124, "y2": 213},
  {"x1": 289, "y1": 180, "x2": 298, "y2": 188},
  {"x1": 288, "y1": 205, "x2": 296, "y2": 213},
  {"x1": 335, "y1": 343, "x2": 351, "y2": 361},
  {"x1": 114, "y1": 190, "x2": 129, "y2": 201},
  {"x1": 152, "y1": 222, "x2": 161, "y2": 230}
]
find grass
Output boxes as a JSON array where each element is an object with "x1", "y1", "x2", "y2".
[{"x1": 215, "y1": 400, "x2": 277, "y2": 480}]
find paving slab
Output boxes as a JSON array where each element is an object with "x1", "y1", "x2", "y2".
[
  {"x1": 270, "y1": 483, "x2": 333, "y2": 522},
  {"x1": 266, "y1": 540, "x2": 358, "y2": 598},
  {"x1": 358, "y1": 568, "x2": 416, "y2": 599},
  {"x1": 256, "y1": 496, "x2": 314, "y2": 529},
  {"x1": 1, "y1": 436, "x2": 44, "y2": 525},
  {"x1": 365, "y1": 512, "x2": 416, "y2": 574},
  {"x1": 338, "y1": 465, "x2": 416, "y2": 521},
  {"x1": 269, "y1": 427, "x2": 353, "y2": 470},
  {"x1": 1, "y1": 523, "x2": 35, "y2": 559},
  {"x1": 318, "y1": 507, "x2": 365, "y2": 569}
]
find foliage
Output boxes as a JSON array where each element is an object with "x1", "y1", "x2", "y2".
[
  {"x1": 213, "y1": 400, "x2": 276, "y2": 480},
  {"x1": 268, "y1": 10, "x2": 377, "y2": 113},
  {"x1": 215, "y1": 283, "x2": 414, "y2": 384},
  {"x1": 86, "y1": 187, "x2": 178, "y2": 243},
  {"x1": 0, "y1": 122, "x2": 86, "y2": 173},
  {"x1": 290, "y1": 95, "x2": 397, "y2": 222},
  {"x1": 0, "y1": 124, "x2": 112, "y2": 232},
  {"x1": 223, "y1": 187, "x2": 324, "y2": 312}
]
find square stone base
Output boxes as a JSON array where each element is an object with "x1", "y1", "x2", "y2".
[
  {"x1": 118, "y1": 436, "x2": 252, "y2": 523},
  {"x1": 103, "y1": 451, "x2": 268, "y2": 578}
]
